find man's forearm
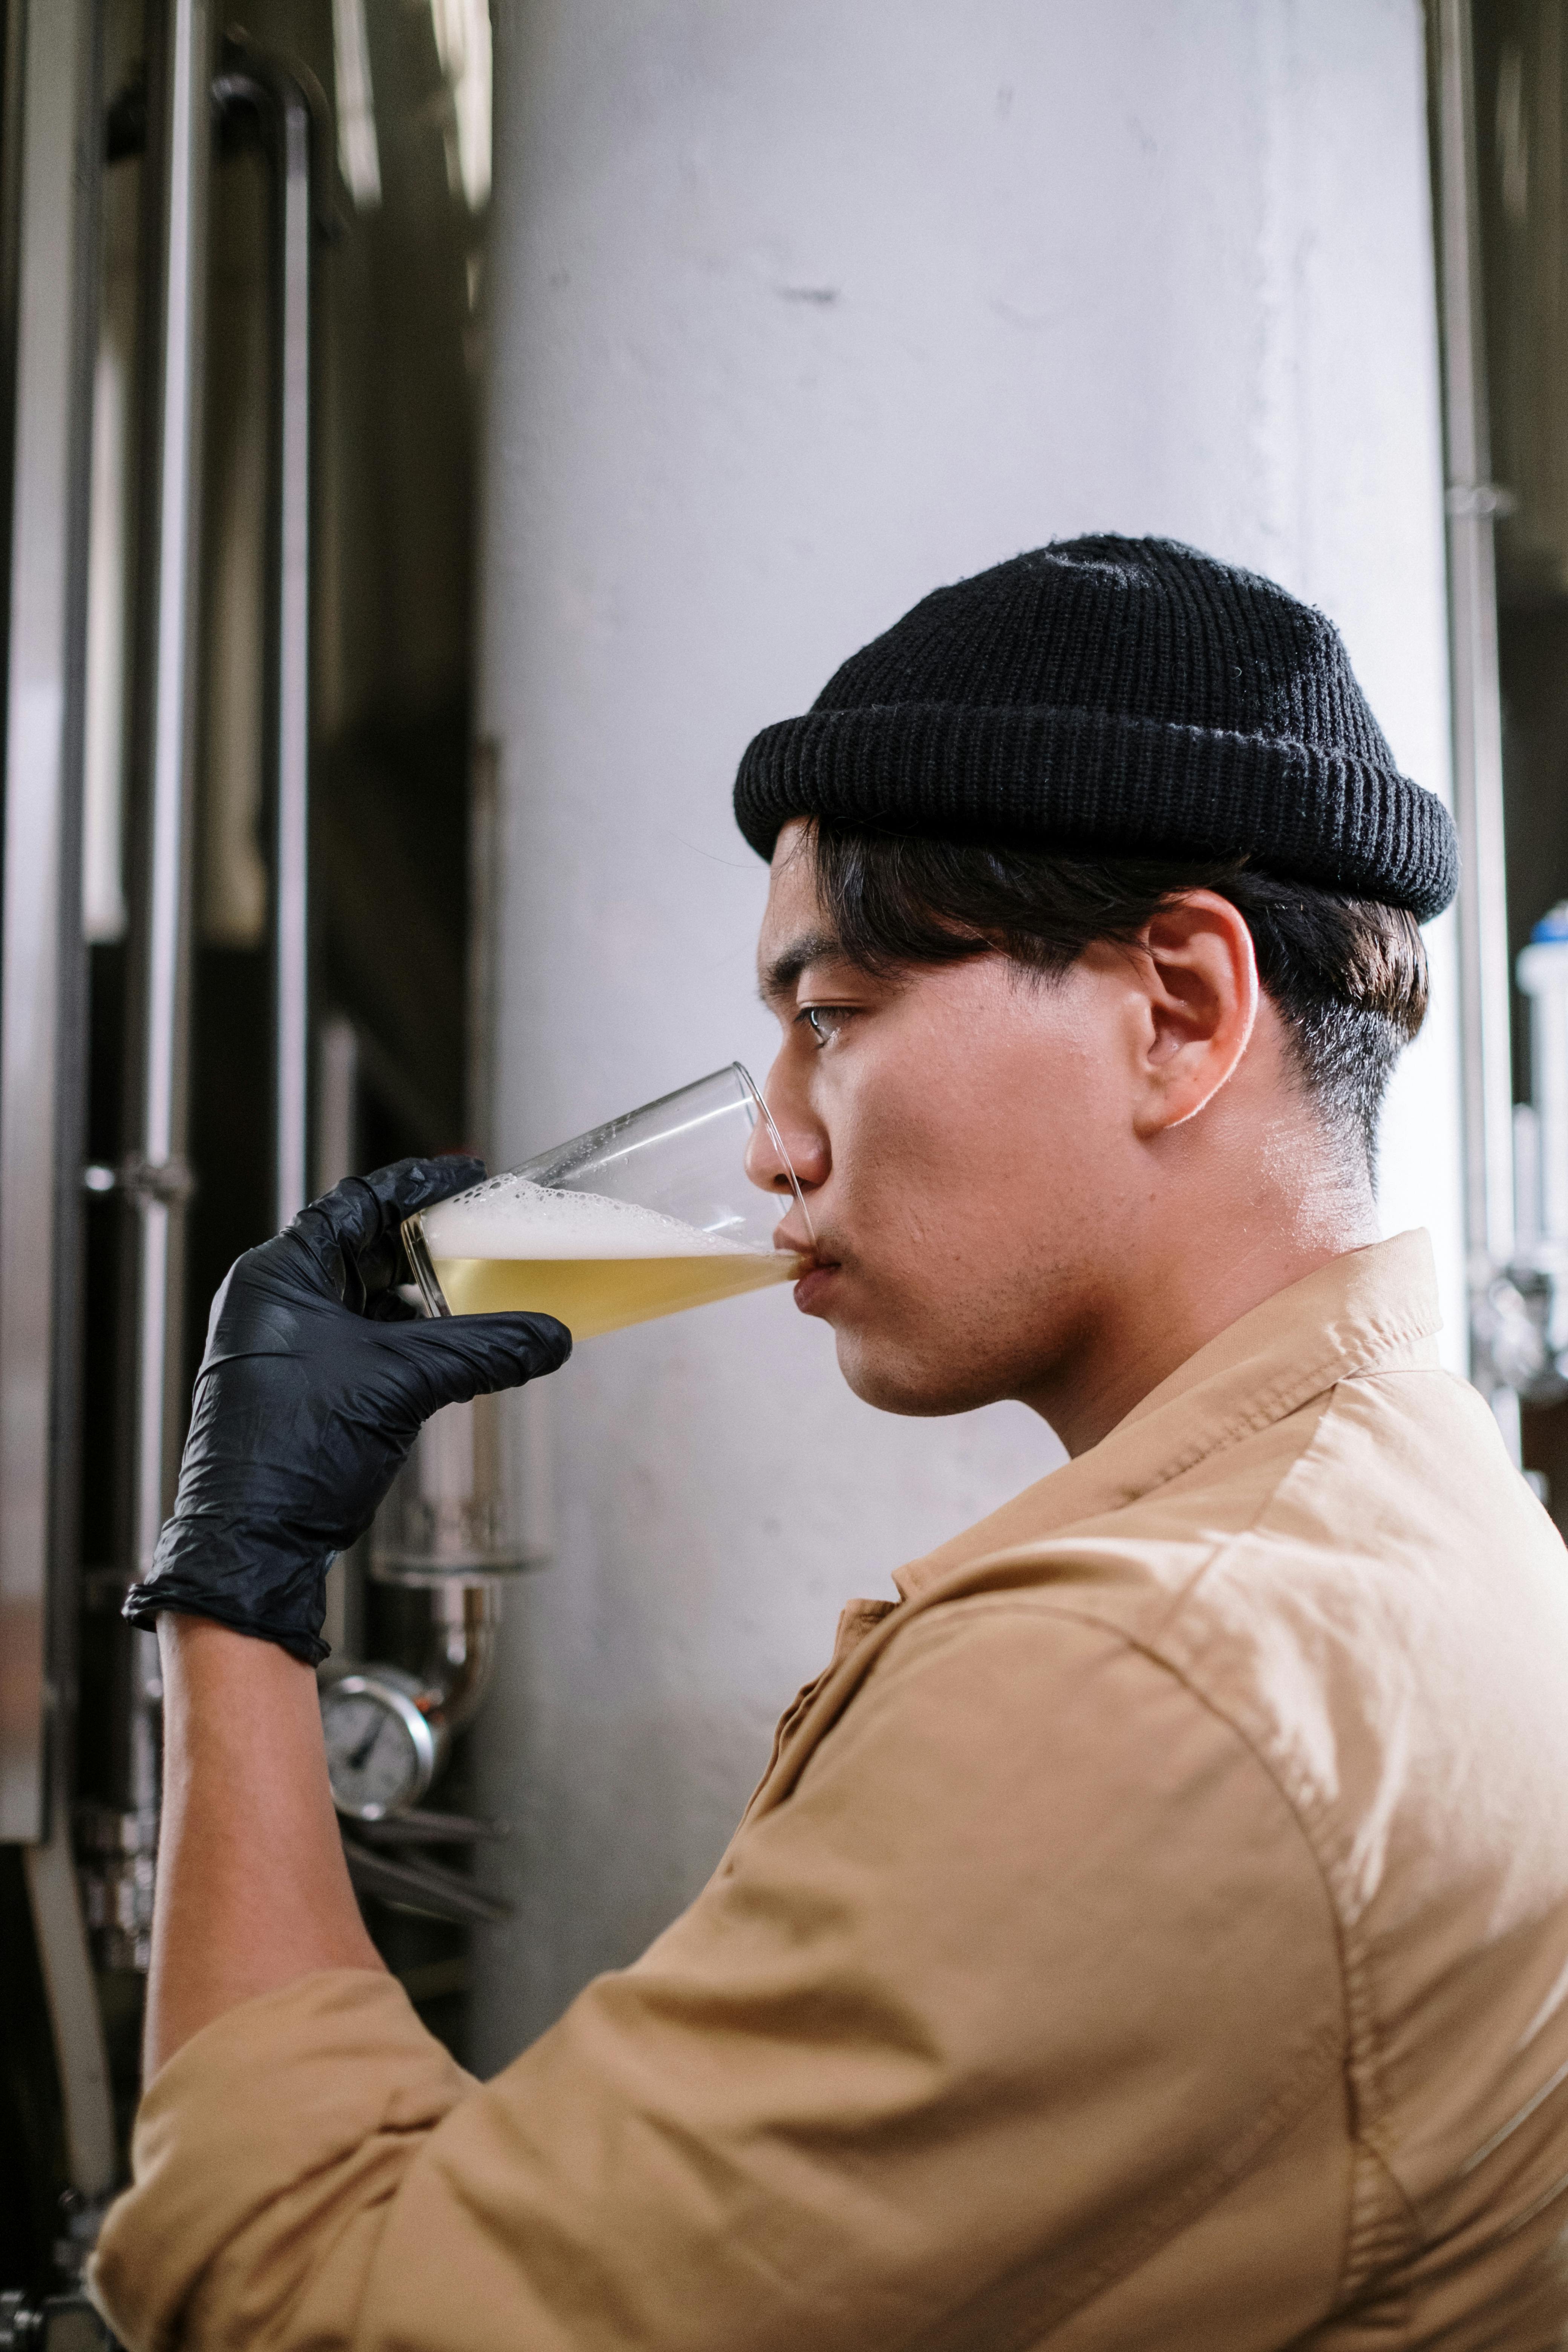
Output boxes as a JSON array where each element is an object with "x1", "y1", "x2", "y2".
[{"x1": 145, "y1": 1615, "x2": 383, "y2": 2079}]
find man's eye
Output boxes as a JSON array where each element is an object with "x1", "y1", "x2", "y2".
[{"x1": 802, "y1": 1006, "x2": 849, "y2": 1046}]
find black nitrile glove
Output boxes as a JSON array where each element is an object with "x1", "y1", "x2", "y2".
[{"x1": 122, "y1": 1157, "x2": 570, "y2": 1665}]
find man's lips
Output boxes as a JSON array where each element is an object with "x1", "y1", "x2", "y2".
[
  {"x1": 774, "y1": 1216, "x2": 842, "y2": 1316},
  {"x1": 792, "y1": 1259, "x2": 840, "y2": 1315}
]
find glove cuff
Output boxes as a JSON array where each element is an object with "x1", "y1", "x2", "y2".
[{"x1": 122, "y1": 1583, "x2": 330, "y2": 1669}]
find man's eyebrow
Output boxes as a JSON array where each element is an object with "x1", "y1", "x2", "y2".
[{"x1": 758, "y1": 928, "x2": 844, "y2": 1004}]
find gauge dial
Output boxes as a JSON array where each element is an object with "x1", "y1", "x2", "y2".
[{"x1": 319, "y1": 1666, "x2": 446, "y2": 1820}]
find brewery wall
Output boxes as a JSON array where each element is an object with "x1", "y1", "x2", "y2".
[{"x1": 469, "y1": 0, "x2": 1463, "y2": 2060}]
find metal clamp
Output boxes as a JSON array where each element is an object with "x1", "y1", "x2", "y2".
[
  {"x1": 81, "y1": 1155, "x2": 196, "y2": 1206},
  {"x1": 1444, "y1": 480, "x2": 1518, "y2": 519}
]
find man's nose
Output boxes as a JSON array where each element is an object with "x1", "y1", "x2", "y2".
[{"x1": 744, "y1": 1058, "x2": 829, "y2": 1197}]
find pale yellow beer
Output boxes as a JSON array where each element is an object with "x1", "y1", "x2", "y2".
[{"x1": 420, "y1": 1177, "x2": 802, "y2": 1340}]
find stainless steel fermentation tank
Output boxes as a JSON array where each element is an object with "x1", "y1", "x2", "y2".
[
  {"x1": 0, "y1": 0, "x2": 503, "y2": 2312},
  {"x1": 0, "y1": 1, "x2": 331, "y2": 2293}
]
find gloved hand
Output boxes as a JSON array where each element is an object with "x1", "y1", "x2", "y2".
[{"x1": 122, "y1": 1157, "x2": 570, "y2": 1666}]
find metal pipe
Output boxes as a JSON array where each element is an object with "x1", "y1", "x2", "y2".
[
  {"x1": 273, "y1": 73, "x2": 312, "y2": 1226},
  {"x1": 106, "y1": 0, "x2": 216, "y2": 1865},
  {"x1": 21, "y1": 1825, "x2": 114, "y2": 2202},
  {"x1": 1432, "y1": 0, "x2": 1518, "y2": 1375},
  {"x1": 419, "y1": 1578, "x2": 502, "y2": 1737},
  {"x1": 341, "y1": 1836, "x2": 511, "y2": 1926},
  {"x1": 210, "y1": 42, "x2": 320, "y2": 1227},
  {"x1": 130, "y1": 0, "x2": 212, "y2": 1597},
  {"x1": 0, "y1": 0, "x2": 99, "y2": 1841},
  {"x1": 0, "y1": 0, "x2": 119, "y2": 2225}
]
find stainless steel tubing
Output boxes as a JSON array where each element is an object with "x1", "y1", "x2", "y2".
[
  {"x1": 131, "y1": 0, "x2": 213, "y2": 1599},
  {"x1": 123, "y1": 14, "x2": 319, "y2": 1716},
  {"x1": 1432, "y1": 0, "x2": 1519, "y2": 1420},
  {"x1": 340, "y1": 1836, "x2": 512, "y2": 1926},
  {"x1": 0, "y1": 0, "x2": 118, "y2": 2209},
  {"x1": 0, "y1": 0, "x2": 100, "y2": 1841},
  {"x1": 113, "y1": 23, "x2": 321, "y2": 1864},
  {"x1": 420, "y1": 1579, "x2": 503, "y2": 1738},
  {"x1": 213, "y1": 38, "x2": 322, "y2": 1226},
  {"x1": 21, "y1": 1825, "x2": 114, "y2": 2202},
  {"x1": 119, "y1": 0, "x2": 215, "y2": 1850},
  {"x1": 274, "y1": 72, "x2": 312, "y2": 1227}
]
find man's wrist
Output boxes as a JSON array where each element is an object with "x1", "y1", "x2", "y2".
[
  {"x1": 147, "y1": 1606, "x2": 381, "y2": 2078},
  {"x1": 157, "y1": 1606, "x2": 322, "y2": 1678}
]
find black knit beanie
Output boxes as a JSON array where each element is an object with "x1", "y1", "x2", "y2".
[{"x1": 733, "y1": 536, "x2": 1457, "y2": 922}]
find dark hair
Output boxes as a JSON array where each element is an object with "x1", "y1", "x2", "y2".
[{"x1": 804, "y1": 822, "x2": 1429, "y2": 1168}]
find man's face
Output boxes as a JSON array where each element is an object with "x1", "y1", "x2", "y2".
[{"x1": 752, "y1": 824, "x2": 1155, "y2": 1419}]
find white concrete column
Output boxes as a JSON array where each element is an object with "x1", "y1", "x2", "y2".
[{"x1": 472, "y1": 0, "x2": 1460, "y2": 2062}]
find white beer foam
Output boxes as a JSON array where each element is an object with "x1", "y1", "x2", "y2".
[{"x1": 422, "y1": 1174, "x2": 759, "y2": 1260}]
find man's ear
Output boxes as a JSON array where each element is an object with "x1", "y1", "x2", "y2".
[{"x1": 1132, "y1": 890, "x2": 1259, "y2": 1138}]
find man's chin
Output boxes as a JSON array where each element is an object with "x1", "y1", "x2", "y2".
[{"x1": 832, "y1": 1328, "x2": 1014, "y2": 1420}]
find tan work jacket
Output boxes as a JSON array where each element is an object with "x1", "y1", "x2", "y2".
[{"x1": 94, "y1": 1233, "x2": 1568, "y2": 2349}]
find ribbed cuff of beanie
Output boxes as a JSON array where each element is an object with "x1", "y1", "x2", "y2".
[{"x1": 734, "y1": 701, "x2": 1458, "y2": 922}]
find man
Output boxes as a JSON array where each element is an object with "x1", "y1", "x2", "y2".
[{"x1": 96, "y1": 540, "x2": 1568, "y2": 2349}]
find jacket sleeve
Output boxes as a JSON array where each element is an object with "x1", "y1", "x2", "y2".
[{"x1": 91, "y1": 1603, "x2": 1350, "y2": 2352}]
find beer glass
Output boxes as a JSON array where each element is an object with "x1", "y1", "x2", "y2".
[{"x1": 401, "y1": 1063, "x2": 812, "y2": 1341}]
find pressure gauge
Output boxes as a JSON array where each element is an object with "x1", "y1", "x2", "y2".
[{"x1": 319, "y1": 1664, "x2": 450, "y2": 1821}]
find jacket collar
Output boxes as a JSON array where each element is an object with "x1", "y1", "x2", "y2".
[{"x1": 893, "y1": 1230, "x2": 1443, "y2": 1603}]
